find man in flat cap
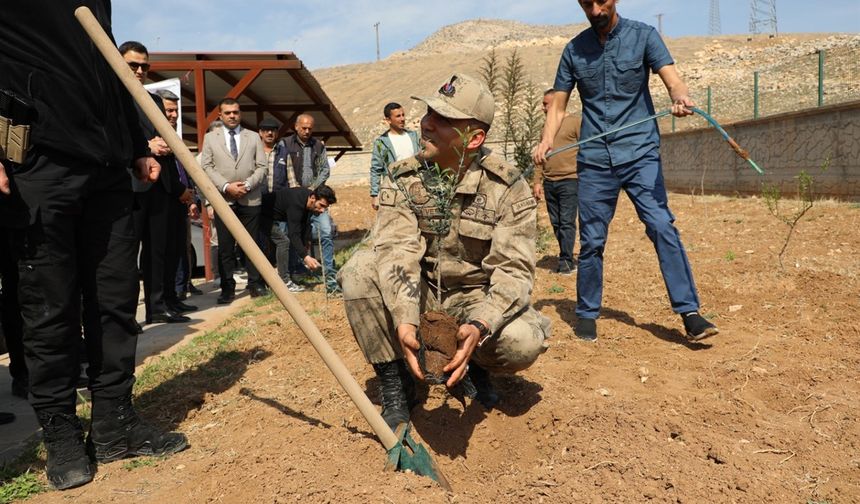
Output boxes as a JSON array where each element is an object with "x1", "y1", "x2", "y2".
[
  {"x1": 339, "y1": 73, "x2": 550, "y2": 430},
  {"x1": 258, "y1": 117, "x2": 300, "y2": 290}
]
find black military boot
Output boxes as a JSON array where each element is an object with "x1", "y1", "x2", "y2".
[
  {"x1": 395, "y1": 359, "x2": 420, "y2": 411},
  {"x1": 468, "y1": 362, "x2": 500, "y2": 409},
  {"x1": 36, "y1": 411, "x2": 94, "y2": 490},
  {"x1": 372, "y1": 360, "x2": 417, "y2": 431},
  {"x1": 88, "y1": 394, "x2": 188, "y2": 463}
]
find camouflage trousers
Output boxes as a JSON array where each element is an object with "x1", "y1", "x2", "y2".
[{"x1": 338, "y1": 248, "x2": 550, "y2": 374}]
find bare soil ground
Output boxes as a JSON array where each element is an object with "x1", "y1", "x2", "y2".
[{"x1": 25, "y1": 185, "x2": 860, "y2": 503}]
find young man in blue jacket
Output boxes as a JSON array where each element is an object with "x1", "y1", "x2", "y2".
[{"x1": 369, "y1": 102, "x2": 420, "y2": 210}]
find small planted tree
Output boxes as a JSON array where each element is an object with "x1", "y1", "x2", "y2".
[
  {"x1": 478, "y1": 47, "x2": 501, "y2": 100},
  {"x1": 500, "y1": 48, "x2": 526, "y2": 159},
  {"x1": 479, "y1": 49, "x2": 542, "y2": 175},
  {"x1": 761, "y1": 159, "x2": 828, "y2": 269},
  {"x1": 512, "y1": 79, "x2": 543, "y2": 178}
]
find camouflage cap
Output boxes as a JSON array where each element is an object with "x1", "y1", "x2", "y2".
[{"x1": 411, "y1": 73, "x2": 495, "y2": 126}]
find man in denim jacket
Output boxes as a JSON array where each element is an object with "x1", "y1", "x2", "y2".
[
  {"x1": 369, "y1": 102, "x2": 420, "y2": 210},
  {"x1": 534, "y1": 0, "x2": 718, "y2": 343}
]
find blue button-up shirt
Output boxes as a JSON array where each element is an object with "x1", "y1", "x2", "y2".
[{"x1": 554, "y1": 17, "x2": 674, "y2": 168}]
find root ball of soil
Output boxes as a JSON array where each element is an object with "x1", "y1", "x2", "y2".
[{"x1": 418, "y1": 311, "x2": 460, "y2": 382}]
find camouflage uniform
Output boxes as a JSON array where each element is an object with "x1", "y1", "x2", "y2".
[{"x1": 339, "y1": 147, "x2": 550, "y2": 374}]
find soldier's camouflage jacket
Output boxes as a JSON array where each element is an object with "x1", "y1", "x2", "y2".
[{"x1": 373, "y1": 147, "x2": 538, "y2": 334}]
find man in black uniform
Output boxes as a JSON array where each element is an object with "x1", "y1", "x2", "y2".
[
  {"x1": 120, "y1": 41, "x2": 192, "y2": 324},
  {"x1": 0, "y1": 1, "x2": 187, "y2": 490}
]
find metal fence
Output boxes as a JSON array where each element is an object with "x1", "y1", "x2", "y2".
[{"x1": 658, "y1": 46, "x2": 860, "y2": 134}]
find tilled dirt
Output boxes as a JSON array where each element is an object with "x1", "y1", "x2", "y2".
[{"x1": 26, "y1": 186, "x2": 860, "y2": 503}]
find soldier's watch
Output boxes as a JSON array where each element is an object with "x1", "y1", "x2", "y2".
[{"x1": 468, "y1": 320, "x2": 492, "y2": 347}]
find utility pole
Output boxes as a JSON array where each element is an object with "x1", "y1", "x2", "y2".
[
  {"x1": 749, "y1": 0, "x2": 778, "y2": 36},
  {"x1": 373, "y1": 22, "x2": 380, "y2": 62},
  {"x1": 709, "y1": 0, "x2": 722, "y2": 35},
  {"x1": 655, "y1": 13, "x2": 664, "y2": 36}
]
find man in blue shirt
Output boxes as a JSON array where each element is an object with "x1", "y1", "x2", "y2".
[{"x1": 534, "y1": 0, "x2": 718, "y2": 343}]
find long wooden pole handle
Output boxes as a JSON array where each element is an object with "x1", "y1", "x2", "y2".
[{"x1": 74, "y1": 6, "x2": 398, "y2": 450}]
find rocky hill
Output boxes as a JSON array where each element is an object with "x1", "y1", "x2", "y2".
[
  {"x1": 395, "y1": 19, "x2": 587, "y2": 57},
  {"x1": 314, "y1": 19, "x2": 860, "y2": 151}
]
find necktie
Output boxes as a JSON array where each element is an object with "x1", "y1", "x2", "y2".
[
  {"x1": 176, "y1": 160, "x2": 190, "y2": 188},
  {"x1": 229, "y1": 129, "x2": 238, "y2": 160}
]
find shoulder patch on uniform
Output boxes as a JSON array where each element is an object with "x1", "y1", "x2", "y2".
[
  {"x1": 407, "y1": 181, "x2": 431, "y2": 205},
  {"x1": 379, "y1": 188, "x2": 398, "y2": 207},
  {"x1": 481, "y1": 154, "x2": 522, "y2": 185},
  {"x1": 511, "y1": 197, "x2": 538, "y2": 215},
  {"x1": 389, "y1": 157, "x2": 420, "y2": 179}
]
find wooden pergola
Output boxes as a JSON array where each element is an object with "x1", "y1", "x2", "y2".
[
  {"x1": 146, "y1": 52, "x2": 361, "y2": 279},
  {"x1": 147, "y1": 51, "x2": 361, "y2": 158}
]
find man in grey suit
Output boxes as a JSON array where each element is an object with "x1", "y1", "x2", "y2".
[{"x1": 201, "y1": 98, "x2": 268, "y2": 303}]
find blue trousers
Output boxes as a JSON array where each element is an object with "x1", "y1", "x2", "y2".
[
  {"x1": 288, "y1": 210, "x2": 336, "y2": 288},
  {"x1": 543, "y1": 178, "x2": 578, "y2": 268},
  {"x1": 576, "y1": 148, "x2": 700, "y2": 319}
]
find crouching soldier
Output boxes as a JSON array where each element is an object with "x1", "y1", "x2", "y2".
[{"x1": 339, "y1": 73, "x2": 550, "y2": 430}]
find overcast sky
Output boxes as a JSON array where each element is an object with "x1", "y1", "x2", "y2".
[{"x1": 112, "y1": 0, "x2": 860, "y2": 69}]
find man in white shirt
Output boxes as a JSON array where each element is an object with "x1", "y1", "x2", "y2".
[{"x1": 368, "y1": 102, "x2": 420, "y2": 210}]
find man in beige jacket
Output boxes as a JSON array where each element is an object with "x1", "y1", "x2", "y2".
[{"x1": 201, "y1": 98, "x2": 268, "y2": 303}]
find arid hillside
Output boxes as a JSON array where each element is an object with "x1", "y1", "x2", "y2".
[{"x1": 314, "y1": 19, "x2": 860, "y2": 147}]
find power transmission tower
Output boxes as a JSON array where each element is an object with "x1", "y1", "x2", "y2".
[
  {"x1": 373, "y1": 22, "x2": 380, "y2": 61},
  {"x1": 655, "y1": 13, "x2": 664, "y2": 36},
  {"x1": 709, "y1": 0, "x2": 722, "y2": 35},
  {"x1": 749, "y1": 0, "x2": 778, "y2": 36}
]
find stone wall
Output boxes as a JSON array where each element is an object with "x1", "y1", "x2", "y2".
[{"x1": 661, "y1": 100, "x2": 860, "y2": 199}]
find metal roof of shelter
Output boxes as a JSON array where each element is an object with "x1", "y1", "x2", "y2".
[{"x1": 147, "y1": 51, "x2": 361, "y2": 158}]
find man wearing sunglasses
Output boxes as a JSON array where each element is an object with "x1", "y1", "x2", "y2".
[{"x1": 120, "y1": 41, "x2": 191, "y2": 325}]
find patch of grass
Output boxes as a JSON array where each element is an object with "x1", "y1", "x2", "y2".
[
  {"x1": 0, "y1": 470, "x2": 45, "y2": 503},
  {"x1": 233, "y1": 306, "x2": 256, "y2": 319},
  {"x1": 335, "y1": 238, "x2": 368, "y2": 269},
  {"x1": 122, "y1": 458, "x2": 158, "y2": 472},
  {"x1": 134, "y1": 326, "x2": 248, "y2": 393},
  {"x1": 536, "y1": 223, "x2": 554, "y2": 254},
  {"x1": 252, "y1": 294, "x2": 276, "y2": 308},
  {"x1": 724, "y1": 250, "x2": 736, "y2": 261},
  {"x1": 547, "y1": 284, "x2": 565, "y2": 294},
  {"x1": 76, "y1": 390, "x2": 92, "y2": 424},
  {"x1": 0, "y1": 440, "x2": 47, "y2": 503}
]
